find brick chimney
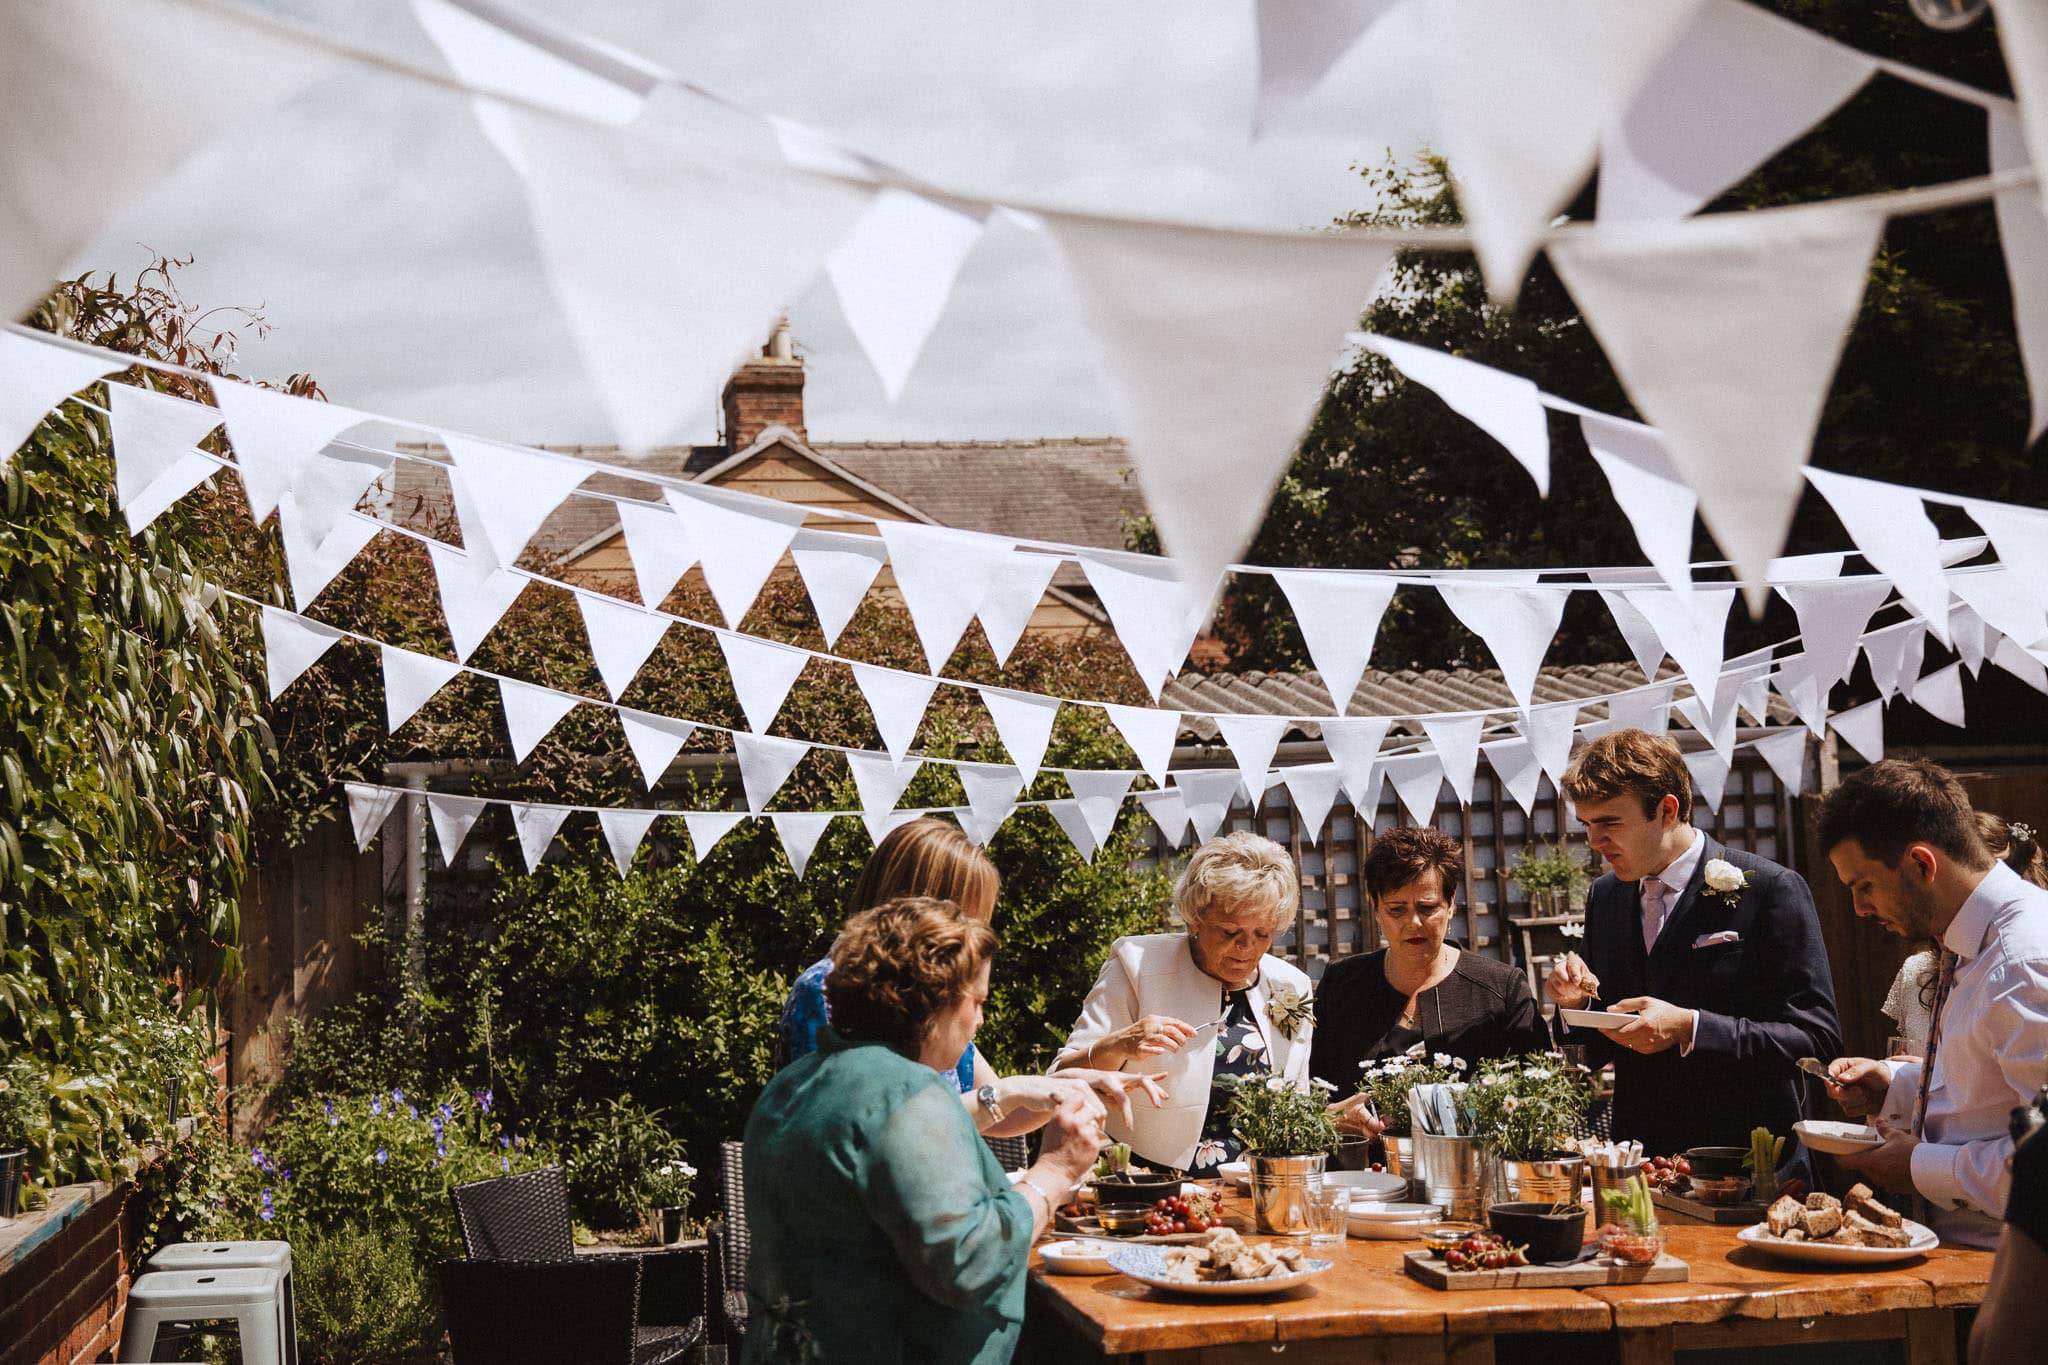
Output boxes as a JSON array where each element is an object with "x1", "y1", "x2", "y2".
[{"x1": 721, "y1": 318, "x2": 806, "y2": 449}]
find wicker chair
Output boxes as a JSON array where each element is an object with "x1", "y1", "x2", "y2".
[
  {"x1": 440, "y1": 1257, "x2": 690, "y2": 1365},
  {"x1": 717, "y1": 1141, "x2": 751, "y2": 1344},
  {"x1": 983, "y1": 1133, "x2": 1031, "y2": 1172}
]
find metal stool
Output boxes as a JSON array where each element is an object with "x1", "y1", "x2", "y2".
[
  {"x1": 143, "y1": 1240, "x2": 297, "y2": 1365},
  {"x1": 118, "y1": 1265, "x2": 288, "y2": 1365}
]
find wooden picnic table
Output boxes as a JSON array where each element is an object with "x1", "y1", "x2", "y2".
[{"x1": 1022, "y1": 1193, "x2": 1992, "y2": 1364}]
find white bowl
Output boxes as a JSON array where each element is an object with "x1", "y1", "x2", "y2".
[
  {"x1": 1039, "y1": 1239, "x2": 1120, "y2": 1275},
  {"x1": 1347, "y1": 1216, "x2": 1437, "y2": 1240},
  {"x1": 1325, "y1": 1171, "x2": 1409, "y2": 1201},
  {"x1": 1793, "y1": 1120, "x2": 1885, "y2": 1155}
]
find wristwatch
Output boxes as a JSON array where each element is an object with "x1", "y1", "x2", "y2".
[{"x1": 976, "y1": 1083, "x2": 1005, "y2": 1125}]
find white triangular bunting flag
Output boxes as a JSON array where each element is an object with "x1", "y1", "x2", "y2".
[
  {"x1": 1366, "y1": 336, "x2": 1549, "y2": 493},
  {"x1": 1270, "y1": 569, "x2": 1398, "y2": 713},
  {"x1": 121, "y1": 444, "x2": 219, "y2": 534},
  {"x1": 979, "y1": 687, "x2": 1061, "y2": 787},
  {"x1": 1600, "y1": 685, "x2": 1674, "y2": 739},
  {"x1": 427, "y1": 541, "x2": 529, "y2": 663},
  {"x1": 976, "y1": 552, "x2": 1066, "y2": 669},
  {"x1": 509, "y1": 802, "x2": 571, "y2": 871},
  {"x1": 862, "y1": 805, "x2": 925, "y2": 844},
  {"x1": 1989, "y1": 104, "x2": 2048, "y2": 444},
  {"x1": 1965, "y1": 498, "x2": 2048, "y2": 621},
  {"x1": 733, "y1": 733, "x2": 810, "y2": 813},
  {"x1": 261, "y1": 606, "x2": 344, "y2": 700},
  {"x1": 684, "y1": 810, "x2": 748, "y2": 863},
  {"x1": 0, "y1": 332, "x2": 120, "y2": 465},
  {"x1": 1102, "y1": 703, "x2": 1184, "y2": 787},
  {"x1": 828, "y1": 188, "x2": 985, "y2": 403},
  {"x1": 846, "y1": 751, "x2": 922, "y2": 817},
  {"x1": 1770, "y1": 551, "x2": 1846, "y2": 581},
  {"x1": 1948, "y1": 567, "x2": 2048, "y2": 652},
  {"x1": 108, "y1": 383, "x2": 221, "y2": 517},
  {"x1": 1778, "y1": 576, "x2": 1895, "y2": 694},
  {"x1": 210, "y1": 379, "x2": 370, "y2": 525},
  {"x1": 1252, "y1": 0, "x2": 1398, "y2": 135},
  {"x1": 718, "y1": 632, "x2": 810, "y2": 735},
  {"x1": 771, "y1": 812, "x2": 836, "y2": 878},
  {"x1": 1622, "y1": 587, "x2": 1734, "y2": 706},
  {"x1": 1137, "y1": 788, "x2": 1191, "y2": 849},
  {"x1": 791, "y1": 529, "x2": 886, "y2": 648},
  {"x1": 1862, "y1": 620, "x2": 1927, "y2": 704},
  {"x1": 443, "y1": 434, "x2": 588, "y2": 566},
  {"x1": 877, "y1": 521, "x2": 1016, "y2": 673},
  {"x1": 617, "y1": 708, "x2": 696, "y2": 790},
  {"x1": 345, "y1": 782, "x2": 402, "y2": 852},
  {"x1": 1382, "y1": 750, "x2": 1447, "y2": 827},
  {"x1": 1674, "y1": 694, "x2": 1736, "y2": 763},
  {"x1": 1599, "y1": 587, "x2": 1669, "y2": 682},
  {"x1": 280, "y1": 446, "x2": 391, "y2": 548},
  {"x1": 598, "y1": 809, "x2": 660, "y2": 877},
  {"x1": 1993, "y1": 635, "x2": 2048, "y2": 693},
  {"x1": 278, "y1": 499, "x2": 381, "y2": 612},
  {"x1": 1066, "y1": 769, "x2": 1138, "y2": 847},
  {"x1": 1580, "y1": 414, "x2": 1697, "y2": 595},
  {"x1": 497, "y1": 677, "x2": 580, "y2": 762},
  {"x1": 1320, "y1": 715, "x2": 1392, "y2": 805},
  {"x1": 1214, "y1": 713, "x2": 1290, "y2": 802},
  {"x1": 1911, "y1": 661, "x2": 1967, "y2": 729},
  {"x1": 1174, "y1": 769, "x2": 1245, "y2": 844},
  {"x1": 662, "y1": 486, "x2": 807, "y2": 629},
  {"x1": 427, "y1": 793, "x2": 488, "y2": 865},
  {"x1": 1682, "y1": 746, "x2": 1730, "y2": 815},
  {"x1": 852, "y1": 662, "x2": 937, "y2": 762},
  {"x1": 1078, "y1": 552, "x2": 1215, "y2": 699},
  {"x1": 381, "y1": 644, "x2": 465, "y2": 732},
  {"x1": 616, "y1": 498, "x2": 697, "y2": 611},
  {"x1": 1522, "y1": 703, "x2": 1580, "y2": 787},
  {"x1": 1421, "y1": 714, "x2": 1486, "y2": 807},
  {"x1": 1279, "y1": 763, "x2": 1344, "y2": 844},
  {"x1": 1950, "y1": 605, "x2": 1990, "y2": 678},
  {"x1": 1046, "y1": 218, "x2": 1397, "y2": 611},
  {"x1": 1483, "y1": 737, "x2": 1544, "y2": 817},
  {"x1": 1831, "y1": 698, "x2": 1885, "y2": 765},
  {"x1": 1549, "y1": 205, "x2": 1884, "y2": 605},
  {"x1": 1753, "y1": 728, "x2": 1810, "y2": 799},
  {"x1": 1805, "y1": 468, "x2": 1950, "y2": 645},
  {"x1": 1046, "y1": 799, "x2": 1100, "y2": 863},
  {"x1": 576, "y1": 590, "x2": 670, "y2": 701},
  {"x1": 958, "y1": 763, "x2": 1025, "y2": 833},
  {"x1": 1770, "y1": 655, "x2": 1830, "y2": 736},
  {"x1": 956, "y1": 803, "x2": 1006, "y2": 848},
  {"x1": 1439, "y1": 581, "x2": 1569, "y2": 713}
]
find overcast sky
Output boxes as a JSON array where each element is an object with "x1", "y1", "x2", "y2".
[{"x1": 78, "y1": 1, "x2": 1434, "y2": 446}]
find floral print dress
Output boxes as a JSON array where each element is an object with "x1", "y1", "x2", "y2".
[{"x1": 1187, "y1": 987, "x2": 1269, "y2": 1177}]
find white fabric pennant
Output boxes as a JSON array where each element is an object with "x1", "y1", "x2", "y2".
[
  {"x1": 1174, "y1": 769, "x2": 1245, "y2": 845},
  {"x1": 791, "y1": 529, "x2": 887, "y2": 648},
  {"x1": 1320, "y1": 715, "x2": 1393, "y2": 806},
  {"x1": 1045, "y1": 214, "x2": 1396, "y2": 614},
  {"x1": 1421, "y1": 714, "x2": 1486, "y2": 807},
  {"x1": 426, "y1": 541, "x2": 529, "y2": 663},
  {"x1": 662, "y1": 485, "x2": 807, "y2": 629},
  {"x1": 1580, "y1": 414, "x2": 1696, "y2": 595},
  {"x1": 1682, "y1": 745, "x2": 1730, "y2": 815},
  {"x1": 1965, "y1": 499, "x2": 2048, "y2": 621},
  {"x1": 852, "y1": 662, "x2": 937, "y2": 762},
  {"x1": 1989, "y1": 105, "x2": 2048, "y2": 445},
  {"x1": 1863, "y1": 620, "x2": 1928, "y2": 704},
  {"x1": 509, "y1": 802, "x2": 571, "y2": 871},
  {"x1": 772, "y1": 812, "x2": 836, "y2": 878},
  {"x1": 1523, "y1": 703, "x2": 1580, "y2": 787},
  {"x1": 617, "y1": 708, "x2": 696, "y2": 790},
  {"x1": 1911, "y1": 661, "x2": 1967, "y2": 729},
  {"x1": 1063, "y1": 769, "x2": 1138, "y2": 848},
  {"x1": 1674, "y1": 694, "x2": 1737, "y2": 764},
  {"x1": 1270, "y1": 570, "x2": 1398, "y2": 713},
  {"x1": 121, "y1": 444, "x2": 219, "y2": 534},
  {"x1": 1438, "y1": 580, "x2": 1569, "y2": 713},
  {"x1": 1078, "y1": 552, "x2": 1214, "y2": 699},
  {"x1": 1482, "y1": 737, "x2": 1544, "y2": 818},
  {"x1": 1753, "y1": 728, "x2": 1810, "y2": 799},
  {"x1": 345, "y1": 783, "x2": 404, "y2": 853},
  {"x1": 575, "y1": 591, "x2": 670, "y2": 702},
  {"x1": 281, "y1": 447, "x2": 392, "y2": 550},
  {"x1": 684, "y1": 810, "x2": 748, "y2": 864},
  {"x1": 1432, "y1": 0, "x2": 1703, "y2": 301},
  {"x1": 976, "y1": 552, "x2": 1066, "y2": 669},
  {"x1": 210, "y1": 379, "x2": 371, "y2": 527},
  {"x1": 614, "y1": 498, "x2": 696, "y2": 612},
  {"x1": 1600, "y1": 685, "x2": 1674, "y2": 739},
  {"x1": 1548, "y1": 205, "x2": 1884, "y2": 605},
  {"x1": 1831, "y1": 698, "x2": 1886, "y2": 766},
  {"x1": 1950, "y1": 605, "x2": 1991, "y2": 678},
  {"x1": 1993, "y1": 635, "x2": 2048, "y2": 694},
  {"x1": 1137, "y1": 788, "x2": 1192, "y2": 849},
  {"x1": 958, "y1": 763, "x2": 1025, "y2": 833},
  {"x1": 717, "y1": 631, "x2": 810, "y2": 735},
  {"x1": 108, "y1": 383, "x2": 221, "y2": 520},
  {"x1": 427, "y1": 793, "x2": 489, "y2": 865},
  {"x1": 955, "y1": 803, "x2": 1005, "y2": 848},
  {"x1": 1770, "y1": 655, "x2": 1830, "y2": 737},
  {"x1": 598, "y1": 809, "x2": 661, "y2": 877},
  {"x1": 1214, "y1": 713, "x2": 1290, "y2": 802},
  {"x1": 1805, "y1": 468, "x2": 1950, "y2": 645},
  {"x1": 275, "y1": 498, "x2": 380, "y2": 612},
  {"x1": 1622, "y1": 587, "x2": 1734, "y2": 706},
  {"x1": 1252, "y1": 0, "x2": 1399, "y2": 135},
  {"x1": 1382, "y1": 750, "x2": 1447, "y2": 826},
  {"x1": 1992, "y1": 0, "x2": 2048, "y2": 223},
  {"x1": 979, "y1": 687, "x2": 1060, "y2": 787},
  {"x1": 1599, "y1": 588, "x2": 1668, "y2": 682},
  {"x1": 0, "y1": 329, "x2": 121, "y2": 464},
  {"x1": 1367, "y1": 335, "x2": 1550, "y2": 493},
  {"x1": 1949, "y1": 567, "x2": 2048, "y2": 651},
  {"x1": 1279, "y1": 763, "x2": 1344, "y2": 844},
  {"x1": 1778, "y1": 576, "x2": 1895, "y2": 694},
  {"x1": 261, "y1": 606, "x2": 343, "y2": 700},
  {"x1": 504, "y1": 107, "x2": 872, "y2": 452},
  {"x1": 1046, "y1": 799, "x2": 1100, "y2": 863},
  {"x1": 1598, "y1": 0, "x2": 1874, "y2": 223},
  {"x1": 1769, "y1": 551, "x2": 1848, "y2": 581},
  {"x1": 847, "y1": 751, "x2": 923, "y2": 817},
  {"x1": 877, "y1": 521, "x2": 1016, "y2": 672},
  {"x1": 497, "y1": 677, "x2": 580, "y2": 762},
  {"x1": 381, "y1": 644, "x2": 465, "y2": 732},
  {"x1": 862, "y1": 806, "x2": 930, "y2": 844},
  {"x1": 1103, "y1": 702, "x2": 1185, "y2": 788},
  {"x1": 1735, "y1": 667, "x2": 1775, "y2": 728},
  {"x1": 733, "y1": 733, "x2": 811, "y2": 813},
  {"x1": 443, "y1": 432, "x2": 588, "y2": 568},
  {"x1": 828, "y1": 188, "x2": 986, "y2": 402}
]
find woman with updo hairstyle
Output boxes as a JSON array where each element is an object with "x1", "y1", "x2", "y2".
[{"x1": 745, "y1": 897, "x2": 1104, "y2": 1364}]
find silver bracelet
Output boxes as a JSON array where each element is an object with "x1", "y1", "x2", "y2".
[{"x1": 1018, "y1": 1174, "x2": 1060, "y2": 1213}]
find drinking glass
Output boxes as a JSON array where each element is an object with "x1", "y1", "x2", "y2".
[{"x1": 1307, "y1": 1183, "x2": 1350, "y2": 1248}]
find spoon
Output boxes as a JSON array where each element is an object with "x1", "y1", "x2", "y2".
[{"x1": 1796, "y1": 1056, "x2": 1833, "y2": 1082}]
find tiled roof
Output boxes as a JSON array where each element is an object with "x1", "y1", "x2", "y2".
[{"x1": 813, "y1": 438, "x2": 1141, "y2": 550}]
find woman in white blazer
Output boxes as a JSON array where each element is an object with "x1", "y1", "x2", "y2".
[{"x1": 1053, "y1": 832, "x2": 1315, "y2": 1174}]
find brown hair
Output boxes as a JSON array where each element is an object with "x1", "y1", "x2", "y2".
[
  {"x1": 847, "y1": 817, "x2": 999, "y2": 923},
  {"x1": 825, "y1": 896, "x2": 997, "y2": 1049},
  {"x1": 1816, "y1": 758, "x2": 1992, "y2": 871},
  {"x1": 1979, "y1": 811, "x2": 2048, "y2": 889},
  {"x1": 1363, "y1": 827, "x2": 1465, "y2": 904},
  {"x1": 1561, "y1": 728, "x2": 1692, "y2": 822},
  {"x1": 1173, "y1": 831, "x2": 1299, "y2": 933}
]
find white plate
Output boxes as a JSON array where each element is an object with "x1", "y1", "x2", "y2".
[
  {"x1": 1346, "y1": 1201, "x2": 1442, "y2": 1222},
  {"x1": 1107, "y1": 1245, "x2": 1334, "y2": 1297},
  {"x1": 1325, "y1": 1171, "x2": 1409, "y2": 1201},
  {"x1": 1347, "y1": 1217, "x2": 1436, "y2": 1241},
  {"x1": 1039, "y1": 1240, "x2": 1119, "y2": 1274},
  {"x1": 1560, "y1": 1008, "x2": 1636, "y2": 1031},
  {"x1": 1736, "y1": 1218, "x2": 1937, "y2": 1265},
  {"x1": 1793, "y1": 1120, "x2": 1885, "y2": 1155}
]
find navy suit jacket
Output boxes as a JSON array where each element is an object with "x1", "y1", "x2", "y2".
[{"x1": 1574, "y1": 835, "x2": 1841, "y2": 1156}]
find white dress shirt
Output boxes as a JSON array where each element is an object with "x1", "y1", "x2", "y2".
[{"x1": 1878, "y1": 862, "x2": 2048, "y2": 1248}]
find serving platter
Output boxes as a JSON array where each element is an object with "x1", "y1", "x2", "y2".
[
  {"x1": 1793, "y1": 1119, "x2": 1884, "y2": 1155},
  {"x1": 1403, "y1": 1249, "x2": 1688, "y2": 1289},
  {"x1": 1107, "y1": 1244, "x2": 1333, "y2": 1297},
  {"x1": 1735, "y1": 1218, "x2": 1937, "y2": 1265}
]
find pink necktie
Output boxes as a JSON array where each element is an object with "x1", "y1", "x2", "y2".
[{"x1": 1641, "y1": 876, "x2": 1672, "y2": 953}]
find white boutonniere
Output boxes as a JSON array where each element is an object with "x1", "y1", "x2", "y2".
[
  {"x1": 1702, "y1": 857, "x2": 1750, "y2": 906},
  {"x1": 1266, "y1": 985, "x2": 1313, "y2": 1039}
]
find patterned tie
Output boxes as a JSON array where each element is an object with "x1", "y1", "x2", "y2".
[
  {"x1": 1641, "y1": 876, "x2": 1672, "y2": 954},
  {"x1": 1911, "y1": 948, "x2": 1959, "y2": 1139}
]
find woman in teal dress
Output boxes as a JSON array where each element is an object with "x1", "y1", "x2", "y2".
[{"x1": 743, "y1": 896, "x2": 1104, "y2": 1364}]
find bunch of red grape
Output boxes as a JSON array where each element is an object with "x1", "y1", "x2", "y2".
[
  {"x1": 1144, "y1": 1196, "x2": 1217, "y2": 1235},
  {"x1": 1643, "y1": 1155, "x2": 1692, "y2": 1188},
  {"x1": 1443, "y1": 1231, "x2": 1529, "y2": 1272}
]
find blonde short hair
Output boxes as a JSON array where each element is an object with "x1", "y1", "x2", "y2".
[{"x1": 1173, "y1": 831, "x2": 1299, "y2": 933}]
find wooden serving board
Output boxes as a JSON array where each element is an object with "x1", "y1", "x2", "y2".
[
  {"x1": 1402, "y1": 1249, "x2": 1687, "y2": 1290},
  {"x1": 1652, "y1": 1187, "x2": 1767, "y2": 1224}
]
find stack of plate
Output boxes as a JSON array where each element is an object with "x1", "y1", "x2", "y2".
[{"x1": 1345, "y1": 1201, "x2": 1443, "y2": 1240}]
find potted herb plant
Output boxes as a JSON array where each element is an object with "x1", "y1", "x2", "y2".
[
  {"x1": 0, "y1": 1062, "x2": 49, "y2": 1220},
  {"x1": 1218, "y1": 1073, "x2": 1339, "y2": 1235},
  {"x1": 1508, "y1": 841, "x2": 1591, "y2": 917},
  {"x1": 1355, "y1": 1050, "x2": 1467, "y2": 1176},
  {"x1": 1465, "y1": 1053, "x2": 1591, "y2": 1205},
  {"x1": 646, "y1": 1159, "x2": 698, "y2": 1245}
]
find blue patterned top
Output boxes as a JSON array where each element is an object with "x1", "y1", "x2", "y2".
[
  {"x1": 777, "y1": 957, "x2": 978, "y2": 1092},
  {"x1": 1188, "y1": 986, "x2": 1268, "y2": 1176}
]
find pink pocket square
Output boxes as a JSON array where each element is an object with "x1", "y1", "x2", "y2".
[{"x1": 1692, "y1": 930, "x2": 1741, "y2": 948}]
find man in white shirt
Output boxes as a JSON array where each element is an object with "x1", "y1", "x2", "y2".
[{"x1": 1820, "y1": 758, "x2": 2048, "y2": 1249}]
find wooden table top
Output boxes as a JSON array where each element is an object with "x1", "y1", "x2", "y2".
[{"x1": 1028, "y1": 1199, "x2": 1995, "y2": 1355}]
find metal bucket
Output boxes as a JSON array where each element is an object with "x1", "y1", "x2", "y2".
[
  {"x1": 1412, "y1": 1133, "x2": 1485, "y2": 1222},
  {"x1": 1249, "y1": 1153, "x2": 1326, "y2": 1235},
  {"x1": 1491, "y1": 1152, "x2": 1585, "y2": 1208},
  {"x1": 1588, "y1": 1163, "x2": 1654, "y2": 1232}
]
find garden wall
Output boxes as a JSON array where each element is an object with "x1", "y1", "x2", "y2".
[{"x1": 0, "y1": 1182, "x2": 141, "y2": 1365}]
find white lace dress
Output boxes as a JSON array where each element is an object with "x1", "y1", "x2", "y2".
[{"x1": 1881, "y1": 949, "x2": 1938, "y2": 1055}]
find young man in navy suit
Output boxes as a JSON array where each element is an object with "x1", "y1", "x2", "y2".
[{"x1": 1543, "y1": 729, "x2": 1842, "y2": 1156}]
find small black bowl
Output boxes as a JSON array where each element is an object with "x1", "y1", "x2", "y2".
[
  {"x1": 1090, "y1": 1171, "x2": 1180, "y2": 1207},
  {"x1": 1487, "y1": 1201, "x2": 1587, "y2": 1265},
  {"x1": 1684, "y1": 1146, "x2": 1749, "y2": 1179}
]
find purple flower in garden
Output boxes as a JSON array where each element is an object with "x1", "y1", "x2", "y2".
[
  {"x1": 375, "y1": 1147, "x2": 388, "y2": 1165},
  {"x1": 499, "y1": 1134, "x2": 511, "y2": 1149},
  {"x1": 281, "y1": 1168, "x2": 293, "y2": 1182},
  {"x1": 501, "y1": 1157, "x2": 510, "y2": 1172},
  {"x1": 259, "y1": 1204, "x2": 274, "y2": 1223},
  {"x1": 430, "y1": 1116, "x2": 444, "y2": 1141},
  {"x1": 477, "y1": 1089, "x2": 493, "y2": 1114},
  {"x1": 435, "y1": 1143, "x2": 448, "y2": 1160},
  {"x1": 513, "y1": 1135, "x2": 524, "y2": 1150},
  {"x1": 407, "y1": 1105, "x2": 419, "y2": 1120},
  {"x1": 438, "y1": 1101, "x2": 453, "y2": 1121},
  {"x1": 392, "y1": 1088, "x2": 405, "y2": 1104},
  {"x1": 370, "y1": 1097, "x2": 383, "y2": 1117}
]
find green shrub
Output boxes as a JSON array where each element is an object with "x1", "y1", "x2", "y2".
[
  {"x1": 0, "y1": 1060, "x2": 49, "y2": 1150},
  {"x1": 291, "y1": 1223, "x2": 441, "y2": 1365},
  {"x1": 565, "y1": 1095, "x2": 688, "y2": 1229}
]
